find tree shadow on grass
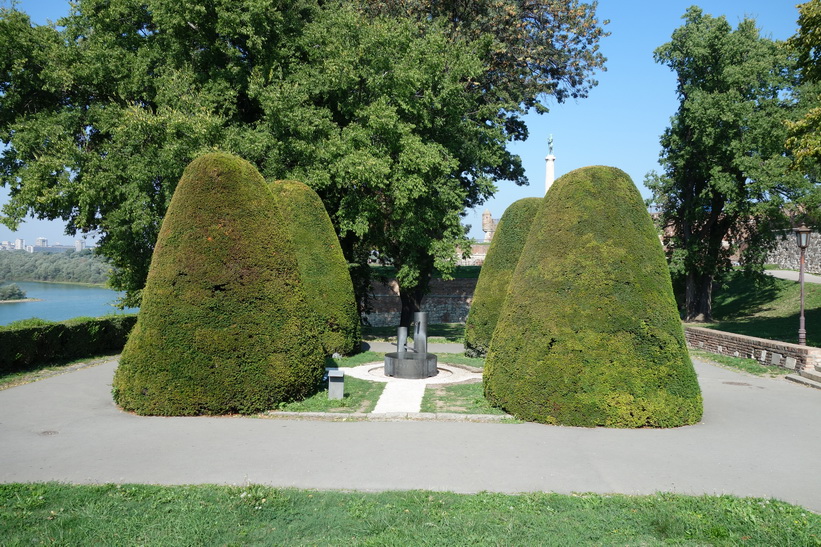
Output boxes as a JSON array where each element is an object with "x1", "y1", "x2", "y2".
[
  {"x1": 711, "y1": 272, "x2": 786, "y2": 319},
  {"x1": 709, "y1": 307, "x2": 821, "y2": 347}
]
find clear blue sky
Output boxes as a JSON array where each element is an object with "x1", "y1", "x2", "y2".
[{"x1": 0, "y1": 0, "x2": 804, "y2": 245}]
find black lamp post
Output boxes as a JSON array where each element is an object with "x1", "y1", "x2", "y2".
[{"x1": 794, "y1": 224, "x2": 811, "y2": 345}]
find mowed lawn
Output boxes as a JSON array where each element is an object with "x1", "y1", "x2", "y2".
[
  {"x1": 2, "y1": 484, "x2": 819, "y2": 545},
  {"x1": 691, "y1": 270, "x2": 821, "y2": 346}
]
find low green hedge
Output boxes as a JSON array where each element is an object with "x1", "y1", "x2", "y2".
[{"x1": 0, "y1": 314, "x2": 137, "y2": 373}]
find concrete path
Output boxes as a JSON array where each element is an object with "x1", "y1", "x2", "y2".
[
  {"x1": 767, "y1": 269, "x2": 821, "y2": 284},
  {"x1": 1, "y1": 357, "x2": 820, "y2": 513}
]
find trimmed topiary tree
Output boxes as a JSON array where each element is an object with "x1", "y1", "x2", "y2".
[
  {"x1": 464, "y1": 197, "x2": 541, "y2": 357},
  {"x1": 113, "y1": 152, "x2": 326, "y2": 416},
  {"x1": 484, "y1": 166, "x2": 702, "y2": 428},
  {"x1": 269, "y1": 179, "x2": 360, "y2": 356}
]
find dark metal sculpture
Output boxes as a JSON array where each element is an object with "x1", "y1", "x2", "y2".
[{"x1": 384, "y1": 312, "x2": 438, "y2": 378}]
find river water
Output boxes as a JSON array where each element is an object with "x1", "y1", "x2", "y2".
[{"x1": 0, "y1": 281, "x2": 138, "y2": 326}]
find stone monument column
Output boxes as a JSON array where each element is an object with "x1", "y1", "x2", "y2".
[{"x1": 545, "y1": 134, "x2": 556, "y2": 195}]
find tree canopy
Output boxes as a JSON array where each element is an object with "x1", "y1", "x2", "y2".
[
  {"x1": 0, "y1": 0, "x2": 608, "y2": 319},
  {"x1": 646, "y1": 7, "x2": 808, "y2": 322},
  {"x1": 787, "y1": 0, "x2": 821, "y2": 179}
]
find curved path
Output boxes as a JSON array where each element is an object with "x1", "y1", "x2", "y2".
[{"x1": 1, "y1": 354, "x2": 819, "y2": 513}]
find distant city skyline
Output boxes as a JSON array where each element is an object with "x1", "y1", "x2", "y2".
[{"x1": 0, "y1": 0, "x2": 804, "y2": 244}]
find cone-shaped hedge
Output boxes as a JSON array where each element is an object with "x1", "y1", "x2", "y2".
[
  {"x1": 269, "y1": 179, "x2": 360, "y2": 356},
  {"x1": 464, "y1": 197, "x2": 541, "y2": 357},
  {"x1": 113, "y1": 153, "x2": 326, "y2": 416},
  {"x1": 484, "y1": 166, "x2": 702, "y2": 428}
]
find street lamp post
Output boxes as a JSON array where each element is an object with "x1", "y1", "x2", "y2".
[{"x1": 794, "y1": 224, "x2": 811, "y2": 346}]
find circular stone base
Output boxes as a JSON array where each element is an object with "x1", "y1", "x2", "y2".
[{"x1": 384, "y1": 352, "x2": 438, "y2": 379}]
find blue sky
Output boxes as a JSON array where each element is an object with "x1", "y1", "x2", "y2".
[{"x1": 0, "y1": 0, "x2": 804, "y2": 244}]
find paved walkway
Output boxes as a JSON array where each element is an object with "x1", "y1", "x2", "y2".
[
  {"x1": 767, "y1": 269, "x2": 821, "y2": 284},
  {"x1": 1, "y1": 355, "x2": 820, "y2": 513}
]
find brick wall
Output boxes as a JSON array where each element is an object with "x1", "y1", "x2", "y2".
[
  {"x1": 364, "y1": 278, "x2": 477, "y2": 327},
  {"x1": 685, "y1": 326, "x2": 821, "y2": 372}
]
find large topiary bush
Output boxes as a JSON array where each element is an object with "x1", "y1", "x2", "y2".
[
  {"x1": 484, "y1": 166, "x2": 702, "y2": 428},
  {"x1": 269, "y1": 179, "x2": 360, "y2": 356},
  {"x1": 464, "y1": 197, "x2": 541, "y2": 357},
  {"x1": 113, "y1": 153, "x2": 326, "y2": 416}
]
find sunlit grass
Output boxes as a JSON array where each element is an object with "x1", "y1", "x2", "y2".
[{"x1": 1, "y1": 484, "x2": 817, "y2": 545}]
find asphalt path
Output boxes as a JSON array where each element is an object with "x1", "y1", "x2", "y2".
[
  {"x1": 1, "y1": 355, "x2": 819, "y2": 513},
  {"x1": 767, "y1": 269, "x2": 821, "y2": 284}
]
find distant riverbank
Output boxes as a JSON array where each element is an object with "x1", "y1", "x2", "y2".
[{"x1": 0, "y1": 298, "x2": 42, "y2": 304}]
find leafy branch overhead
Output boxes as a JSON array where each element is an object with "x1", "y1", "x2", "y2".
[{"x1": 0, "y1": 0, "x2": 608, "y2": 318}]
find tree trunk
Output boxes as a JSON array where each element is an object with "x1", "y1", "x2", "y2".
[
  {"x1": 684, "y1": 271, "x2": 713, "y2": 322},
  {"x1": 399, "y1": 285, "x2": 426, "y2": 328}
]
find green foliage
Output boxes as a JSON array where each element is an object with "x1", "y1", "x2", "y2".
[
  {"x1": 0, "y1": 1, "x2": 607, "y2": 318},
  {"x1": 269, "y1": 180, "x2": 360, "y2": 356},
  {"x1": 485, "y1": 166, "x2": 702, "y2": 428},
  {"x1": 786, "y1": 1, "x2": 821, "y2": 177},
  {"x1": 464, "y1": 197, "x2": 541, "y2": 357},
  {"x1": 0, "y1": 314, "x2": 136, "y2": 374},
  {"x1": 1, "y1": 484, "x2": 818, "y2": 545},
  {"x1": 0, "y1": 282, "x2": 25, "y2": 300},
  {"x1": 0, "y1": 249, "x2": 109, "y2": 285},
  {"x1": 113, "y1": 153, "x2": 326, "y2": 416},
  {"x1": 646, "y1": 7, "x2": 807, "y2": 321}
]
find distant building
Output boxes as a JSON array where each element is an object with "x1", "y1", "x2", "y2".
[
  {"x1": 14, "y1": 238, "x2": 24, "y2": 250},
  {"x1": 75, "y1": 240, "x2": 86, "y2": 252},
  {"x1": 35, "y1": 237, "x2": 48, "y2": 247},
  {"x1": 481, "y1": 210, "x2": 500, "y2": 242}
]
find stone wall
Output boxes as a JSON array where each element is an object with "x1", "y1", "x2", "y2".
[
  {"x1": 364, "y1": 278, "x2": 477, "y2": 327},
  {"x1": 766, "y1": 232, "x2": 821, "y2": 274},
  {"x1": 685, "y1": 326, "x2": 821, "y2": 372}
]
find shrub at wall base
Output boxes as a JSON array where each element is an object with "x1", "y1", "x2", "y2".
[
  {"x1": 464, "y1": 197, "x2": 541, "y2": 357},
  {"x1": 484, "y1": 166, "x2": 702, "y2": 428},
  {"x1": 113, "y1": 153, "x2": 326, "y2": 416},
  {"x1": 269, "y1": 180, "x2": 360, "y2": 356}
]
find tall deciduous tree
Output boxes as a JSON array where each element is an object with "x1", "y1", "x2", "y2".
[
  {"x1": 646, "y1": 7, "x2": 806, "y2": 322},
  {"x1": 787, "y1": 0, "x2": 821, "y2": 180},
  {"x1": 0, "y1": 1, "x2": 607, "y2": 324}
]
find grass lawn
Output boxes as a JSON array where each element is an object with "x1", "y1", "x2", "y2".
[
  {"x1": 1, "y1": 483, "x2": 818, "y2": 545},
  {"x1": 696, "y1": 270, "x2": 821, "y2": 346},
  {"x1": 274, "y1": 352, "x2": 491, "y2": 415},
  {"x1": 689, "y1": 349, "x2": 791, "y2": 377},
  {"x1": 0, "y1": 354, "x2": 118, "y2": 390}
]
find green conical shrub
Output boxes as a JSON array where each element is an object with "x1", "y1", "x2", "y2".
[
  {"x1": 113, "y1": 153, "x2": 326, "y2": 416},
  {"x1": 464, "y1": 198, "x2": 541, "y2": 357},
  {"x1": 269, "y1": 179, "x2": 360, "y2": 356},
  {"x1": 484, "y1": 166, "x2": 702, "y2": 428}
]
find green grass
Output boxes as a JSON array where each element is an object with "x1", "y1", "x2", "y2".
[
  {"x1": 1, "y1": 483, "x2": 817, "y2": 545},
  {"x1": 437, "y1": 353, "x2": 484, "y2": 369},
  {"x1": 362, "y1": 323, "x2": 465, "y2": 342},
  {"x1": 0, "y1": 354, "x2": 118, "y2": 390},
  {"x1": 421, "y1": 381, "x2": 506, "y2": 415},
  {"x1": 696, "y1": 271, "x2": 821, "y2": 346},
  {"x1": 274, "y1": 376, "x2": 384, "y2": 413},
  {"x1": 689, "y1": 349, "x2": 791, "y2": 377}
]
